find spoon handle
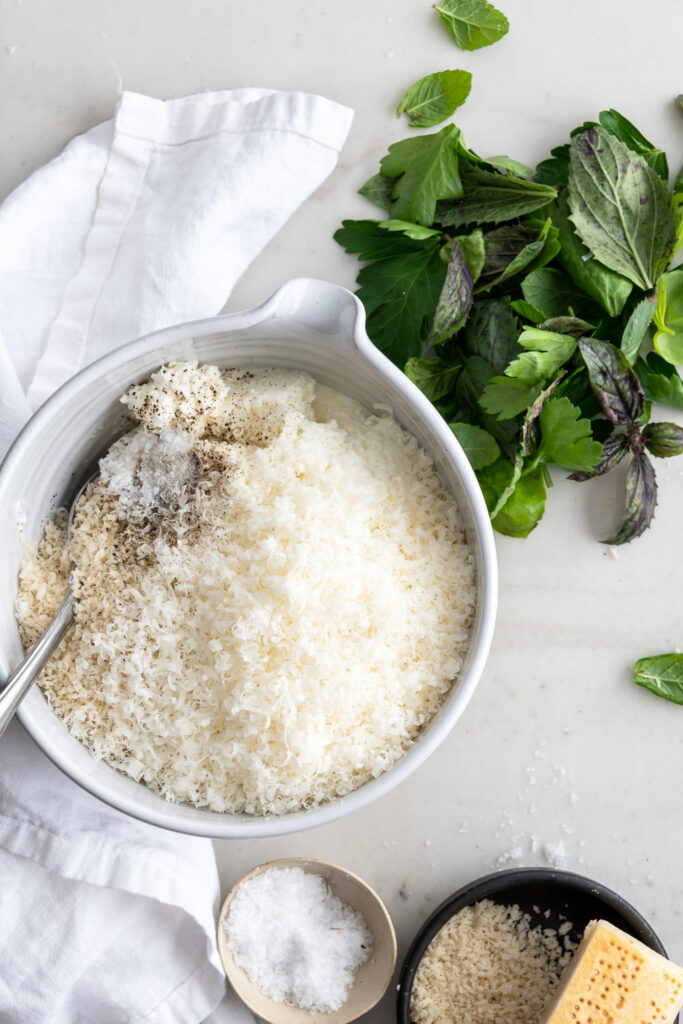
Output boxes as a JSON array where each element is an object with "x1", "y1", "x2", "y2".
[{"x1": 0, "y1": 593, "x2": 74, "y2": 740}]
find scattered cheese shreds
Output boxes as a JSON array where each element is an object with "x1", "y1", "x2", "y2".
[
  {"x1": 16, "y1": 363, "x2": 475, "y2": 814},
  {"x1": 225, "y1": 866, "x2": 372, "y2": 1012}
]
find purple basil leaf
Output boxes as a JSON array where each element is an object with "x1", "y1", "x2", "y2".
[
  {"x1": 604, "y1": 450, "x2": 657, "y2": 545},
  {"x1": 578, "y1": 337, "x2": 644, "y2": 425},
  {"x1": 569, "y1": 433, "x2": 629, "y2": 480},
  {"x1": 642, "y1": 421, "x2": 683, "y2": 458},
  {"x1": 428, "y1": 241, "x2": 473, "y2": 346}
]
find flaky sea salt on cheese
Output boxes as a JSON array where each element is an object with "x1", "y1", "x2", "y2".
[{"x1": 540, "y1": 919, "x2": 683, "y2": 1024}]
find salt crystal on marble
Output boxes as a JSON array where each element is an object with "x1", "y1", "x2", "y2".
[
  {"x1": 543, "y1": 840, "x2": 568, "y2": 869},
  {"x1": 225, "y1": 867, "x2": 372, "y2": 1013}
]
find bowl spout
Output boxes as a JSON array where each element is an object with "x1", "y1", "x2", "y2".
[{"x1": 269, "y1": 277, "x2": 364, "y2": 346}]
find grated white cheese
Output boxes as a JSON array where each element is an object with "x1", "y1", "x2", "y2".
[
  {"x1": 225, "y1": 866, "x2": 372, "y2": 1012},
  {"x1": 410, "y1": 900, "x2": 577, "y2": 1024},
  {"x1": 16, "y1": 363, "x2": 475, "y2": 814}
]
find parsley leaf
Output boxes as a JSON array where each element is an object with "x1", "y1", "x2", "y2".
[
  {"x1": 433, "y1": 0, "x2": 509, "y2": 51},
  {"x1": 537, "y1": 397, "x2": 602, "y2": 472},
  {"x1": 355, "y1": 245, "x2": 447, "y2": 366},
  {"x1": 380, "y1": 125, "x2": 464, "y2": 226},
  {"x1": 358, "y1": 174, "x2": 395, "y2": 212},
  {"x1": 334, "y1": 219, "x2": 434, "y2": 260},
  {"x1": 396, "y1": 70, "x2": 472, "y2": 128}
]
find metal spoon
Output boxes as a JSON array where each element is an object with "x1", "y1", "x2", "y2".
[{"x1": 0, "y1": 470, "x2": 98, "y2": 739}]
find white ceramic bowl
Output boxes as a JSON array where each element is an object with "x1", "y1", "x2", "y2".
[{"x1": 0, "y1": 278, "x2": 497, "y2": 838}]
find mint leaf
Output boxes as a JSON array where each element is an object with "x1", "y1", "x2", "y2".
[
  {"x1": 436, "y1": 168, "x2": 557, "y2": 228},
  {"x1": 449, "y1": 422, "x2": 500, "y2": 468},
  {"x1": 537, "y1": 397, "x2": 603, "y2": 472},
  {"x1": 642, "y1": 421, "x2": 683, "y2": 458},
  {"x1": 380, "y1": 125, "x2": 464, "y2": 226},
  {"x1": 428, "y1": 242, "x2": 473, "y2": 345},
  {"x1": 356, "y1": 246, "x2": 447, "y2": 365},
  {"x1": 335, "y1": 219, "x2": 435, "y2": 260},
  {"x1": 621, "y1": 299, "x2": 654, "y2": 364},
  {"x1": 569, "y1": 433, "x2": 629, "y2": 481},
  {"x1": 604, "y1": 450, "x2": 657, "y2": 545},
  {"x1": 598, "y1": 109, "x2": 669, "y2": 181},
  {"x1": 633, "y1": 654, "x2": 683, "y2": 705},
  {"x1": 396, "y1": 70, "x2": 472, "y2": 128},
  {"x1": 551, "y1": 193, "x2": 632, "y2": 317},
  {"x1": 568, "y1": 127, "x2": 675, "y2": 290},
  {"x1": 653, "y1": 268, "x2": 683, "y2": 365},
  {"x1": 405, "y1": 357, "x2": 461, "y2": 401},
  {"x1": 578, "y1": 338, "x2": 644, "y2": 425},
  {"x1": 358, "y1": 174, "x2": 395, "y2": 212},
  {"x1": 433, "y1": 0, "x2": 509, "y2": 50}
]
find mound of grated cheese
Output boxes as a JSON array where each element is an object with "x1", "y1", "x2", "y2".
[{"x1": 16, "y1": 363, "x2": 475, "y2": 815}]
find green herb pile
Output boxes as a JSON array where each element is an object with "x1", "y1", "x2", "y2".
[{"x1": 335, "y1": 9, "x2": 683, "y2": 547}]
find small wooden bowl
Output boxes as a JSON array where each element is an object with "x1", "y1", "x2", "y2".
[{"x1": 217, "y1": 857, "x2": 397, "y2": 1024}]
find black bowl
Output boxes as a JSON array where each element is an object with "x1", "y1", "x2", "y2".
[{"x1": 397, "y1": 867, "x2": 675, "y2": 1024}]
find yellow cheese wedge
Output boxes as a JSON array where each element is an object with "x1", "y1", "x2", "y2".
[{"x1": 540, "y1": 919, "x2": 683, "y2": 1024}]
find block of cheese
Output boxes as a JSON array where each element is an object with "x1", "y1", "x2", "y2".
[{"x1": 540, "y1": 919, "x2": 683, "y2": 1024}]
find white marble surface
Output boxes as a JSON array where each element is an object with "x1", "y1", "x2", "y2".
[{"x1": 3, "y1": 0, "x2": 683, "y2": 1017}]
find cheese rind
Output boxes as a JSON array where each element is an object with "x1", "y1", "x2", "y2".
[{"x1": 540, "y1": 919, "x2": 683, "y2": 1024}]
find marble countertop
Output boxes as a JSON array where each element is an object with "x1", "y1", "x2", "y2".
[{"x1": 4, "y1": 0, "x2": 682, "y2": 1017}]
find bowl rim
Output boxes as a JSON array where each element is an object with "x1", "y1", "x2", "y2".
[
  {"x1": 396, "y1": 866, "x2": 671, "y2": 1024},
  {"x1": 1, "y1": 277, "x2": 498, "y2": 838},
  {"x1": 216, "y1": 856, "x2": 398, "y2": 1024}
]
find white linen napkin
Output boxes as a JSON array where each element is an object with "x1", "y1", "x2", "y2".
[{"x1": 0, "y1": 87, "x2": 353, "y2": 1023}]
